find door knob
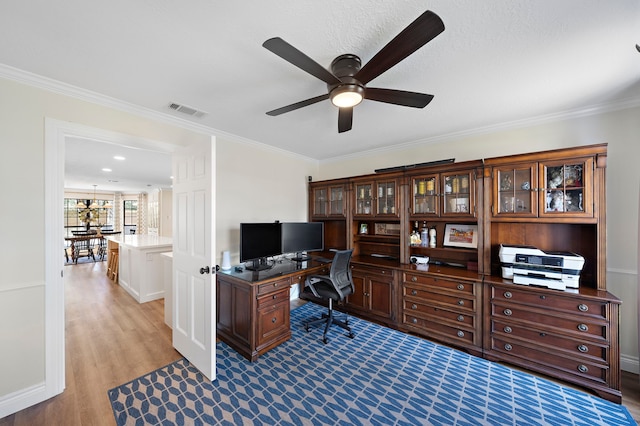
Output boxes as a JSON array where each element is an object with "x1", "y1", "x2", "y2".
[{"x1": 200, "y1": 266, "x2": 210, "y2": 274}]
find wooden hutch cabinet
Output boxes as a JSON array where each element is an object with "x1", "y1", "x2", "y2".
[
  {"x1": 306, "y1": 143, "x2": 620, "y2": 403},
  {"x1": 482, "y1": 144, "x2": 620, "y2": 402},
  {"x1": 309, "y1": 179, "x2": 348, "y2": 219}
]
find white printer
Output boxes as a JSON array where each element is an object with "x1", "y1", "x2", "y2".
[{"x1": 499, "y1": 244, "x2": 584, "y2": 291}]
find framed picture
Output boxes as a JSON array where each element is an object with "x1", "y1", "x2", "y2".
[
  {"x1": 359, "y1": 223, "x2": 368, "y2": 234},
  {"x1": 443, "y1": 223, "x2": 478, "y2": 249}
]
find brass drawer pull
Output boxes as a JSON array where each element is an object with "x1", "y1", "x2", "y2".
[
  {"x1": 578, "y1": 304, "x2": 589, "y2": 312},
  {"x1": 539, "y1": 295, "x2": 546, "y2": 300},
  {"x1": 411, "y1": 276, "x2": 417, "y2": 282},
  {"x1": 578, "y1": 344, "x2": 588, "y2": 353},
  {"x1": 272, "y1": 295, "x2": 277, "y2": 299},
  {"x1": 503, "y1": 326, "x2": 512, "y2": 333},
  {"x1": 411, "y1": 304, "x2": 417, "y2": 310},
  {"x1": 503, "y1": 309, "x2": 512, "y2": 316},
  {"x1": 457, "y1": 284, "x2": 464, "y2": 291},
  {"x1": 503, "y1": 291, "x2": 512, "y2": 299},
  {"x1": 411, "y1": 289, "x2": 418, "y2": 296},
  {"x1": 457, "y1": 331, "x2": 464, "y2": 338},
  {"x1": 457, "y1": 300, "x2": 464, "y2": 306},
  {"x1": 271, "y1": 317, "x2": 277, "y2": 323},
  {"x1": 504, "y1": 343, "x2": 513, "y2": 351},
  {"x1": 273, "y1": 283, "x2": 278, "y2": 287},
  {"x1": 539, "y1": 332, "x2": 546, "y2": 337},
  {"x1": 457, "y1": 315, "x2": 464, "y2": 322},
  {"x1": 412, "y1": 318, "x2": 418, "y2": 324},
  {"x1": 578, "y1": 365, "x2": 589, "y2": 373},
  {"x1": 577, "y1": 323, "x2": 588, "y2": 332}
]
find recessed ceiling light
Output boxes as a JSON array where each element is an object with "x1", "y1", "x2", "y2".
[
  {"x1": 102, "y1": 168, "x2": 112, "y2": 172},
  {"x1": 114, "y1": 156, "x2": 125, "y2": 161}
]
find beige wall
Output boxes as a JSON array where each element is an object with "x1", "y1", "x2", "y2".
[
  {"x1": 0, "y1": 77, "x2": 210, "y2": 402},
  {"x1": 215, "y1": 136, "x2": 318, "y2": 266},
  {"x1": 317, "y1": 105, "x2": 640, "y2": 372}
]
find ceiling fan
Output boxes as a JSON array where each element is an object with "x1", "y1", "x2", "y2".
[{"x1": 262, "y1": 10, "x2": 445, "y2": 133}]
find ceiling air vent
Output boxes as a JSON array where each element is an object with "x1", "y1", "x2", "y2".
[{"x1": 168, "y1": 102, "x2": 207, "y2": 118}]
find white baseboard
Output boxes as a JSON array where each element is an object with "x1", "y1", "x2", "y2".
[
  {"x1": 0, "y1": 382, "x2": 46, "y2": 419},
  {"x1": 621, "y1": 353, "x2": 639, "y2": 374}
]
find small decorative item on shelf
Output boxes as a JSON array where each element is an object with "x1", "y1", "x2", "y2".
[
  {"x1": 420, "y1": 222, "x2": 429, "y2": 247},
  {"x1": 359, "y1": 223, "x2": 368, "y2": 234},
  {"x1": 429, "y1": 226, "x2": 437, "y2": 248}
]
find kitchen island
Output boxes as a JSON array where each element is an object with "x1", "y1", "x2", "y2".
[{"x1": 105, "y1": 234, "x2": 173, "y2": 303}]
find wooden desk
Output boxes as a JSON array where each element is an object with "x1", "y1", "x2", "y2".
[{"x1": 217, "y1": 259, "x2": 330, "y2": 361}]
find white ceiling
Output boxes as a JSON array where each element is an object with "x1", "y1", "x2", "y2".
[{"x1": 1, "y1": 1, "x2": 639, "y2": 191}]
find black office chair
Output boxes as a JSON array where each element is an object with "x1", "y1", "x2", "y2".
[{"x1": 302, "y1": 249, "x2": 355, "y2": 344}]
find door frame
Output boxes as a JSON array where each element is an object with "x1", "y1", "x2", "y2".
[{"x1": 42, "y1": 118, "x2": 179, "y2": 404}]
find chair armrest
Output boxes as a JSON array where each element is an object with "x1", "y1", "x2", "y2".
[{"x1": 304, "y1": 275, "x2": 330, "y2": 298}]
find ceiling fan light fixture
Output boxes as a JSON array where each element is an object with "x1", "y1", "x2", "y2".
[{"x1": 330, "y1": 84, "x2": 364, "y2": 108}]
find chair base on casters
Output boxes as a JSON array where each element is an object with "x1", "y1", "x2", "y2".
[{"x1": 304, "y1": 299, "x2": 355, "y2": 344}]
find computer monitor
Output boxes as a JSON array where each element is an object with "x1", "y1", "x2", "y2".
[
  {"x1": 240, "y1": 222, "x2": 282, "y2": 271},
  {"x1": 281, "y1": 222, "x2": 324, "y2": 262}
]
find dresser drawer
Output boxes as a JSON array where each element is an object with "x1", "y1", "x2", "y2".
[
  {"x1": 404, "y1": 314, "x2": 475, "y2": 345},
  {"x1": 257, "y1": 277, "x2": 291, "y2": 296},
  {"x1": 405, "y1": 287, "x2": 477, "y2": 313},
  {"x1": 403, "y1": 273, "x2": 476, "y2": 295},
  {"x1": 491, "y1": 319, "x2": 608, "y2": 364},
  {"x1": 490, "y1": 302, "x2": 608, "y2": 342},
  {"x1": 257, "y1": 288, "x2": 289, "y2": 308},
  {"x1": 404, "y1": 300, "x2": 476, "y2": 327},
  {"x1": 491, "y1": 286, "x2": 607, "y2": 319},
  {"x1": 353, "y1": 264, "x2": 395, "y2": 277},
  {"x1": 490, "y1": 337, "x2": 609, "y2": 385}
]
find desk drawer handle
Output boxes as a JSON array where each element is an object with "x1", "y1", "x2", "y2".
[
  {"x1": 578, "y1": 304, "x2": 589, "y2": 312},
  {"x1": 411, "y1": 289, "x2": 418, "y2": 296},
  {"x1": 411, "y1": 276, "x2": 418, "y2": 282},
  {"x1": 577, "y1": 323, "x2": 588, "y2": 332},
  {"x1": 411, "y1": 304, "x2": 417, "y2": 310},
  {"x1": 457, "y1": 331, "x2": 465, "y2": 338},
  {"x1": 457, "y1": 284, "x2": 464, "y2": 291},
  {"x1": 457, "y1": 300, "x2": 464, "y2": 306},
  {"x1": 412, "y1": 318, "x2": 418, "y2": 324},
  {"x1": 503, "y1": 326, "x2": 512, "y2": 333},
  {"x1": 457, "y1": 315, "x2": 464, "y2": 322},
  {"x1": 272, "y1": 295, "x2": 277, "y2": 299},
  {"x1": 271, "y1": 317, "x2": 277, "y2": 323},
  {"x1": 503, "y1": 291, "x2": 512, "y2": 299},
  {"x1": 578, "y1": 364, "x2": 588, "y2": 373},
  {"x1": 539, "y1": 295, "x2": 546, "y2": 300},
  {"x1": 504, "y1": 343, "x2": 513, "y2": 351},
  {"x1": 503, "y1": 309, "x2": 512, "y2": 316},
  {"x1": 578, "y1": 344, "x2": 588, "y2": 353}
]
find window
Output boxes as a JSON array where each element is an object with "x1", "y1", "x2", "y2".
[
  {"x1": 64, "y1": 198, "x2": 114, "y2": 238},
  {"x1": 123, "y1": 199, "x2": 138, "y2": 235}
]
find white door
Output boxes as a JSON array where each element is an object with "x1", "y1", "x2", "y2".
[{"x1": 172, "y1": 139, "x2": 216, "y2": 380}]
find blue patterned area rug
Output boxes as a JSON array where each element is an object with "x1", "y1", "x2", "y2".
[{"x1": 108, "y1": 302, "x2": 635, "y2": 426}]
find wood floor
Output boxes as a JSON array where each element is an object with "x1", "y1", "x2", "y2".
[{"x1": 1, "y1": 261, "x2": 639, "y2": 425}]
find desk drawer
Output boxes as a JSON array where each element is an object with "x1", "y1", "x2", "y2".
[
  {"x1": 404, "y1": 300, "x2": 476, "y2": 328},
  {"x1": 404, "y1": 313, "x2": 475, "y2": 345},
  {"x1": 257, "y1": 301, "x2": 289, "y2": 347},
  {"x1": 257, "y1": 288, "x2": 289, "y2": 308},
  {"x1": 257, "y1": 277, "x2": 291, "y2": 296}
]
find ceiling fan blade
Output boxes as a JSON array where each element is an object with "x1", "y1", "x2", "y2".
[
  {"x1": 365, "y1": 88, "x2": 434, "y2": 108},
  {"x1": 338, "y1": 108, "x2": 353, "y2": 133},
  {"x1": 263, "y1": 37, "x2": 342, "y2": 85},
  {"x1": 355, "y1": 10, "x2": 445, "y2": 85},
  {"x1": 266, "y1": 94, "x2": 329, "y2": 116}
]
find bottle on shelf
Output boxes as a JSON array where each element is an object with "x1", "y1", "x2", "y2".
[
  {"x1": 420, "y1": 222, "x2": 429, "y2": 247},
  {"x1": 410, "y1": 221, "x2": 421, "y2": 246},
  {"x1": 429, "y1": 226, "x2": 437, "y2": 248}
]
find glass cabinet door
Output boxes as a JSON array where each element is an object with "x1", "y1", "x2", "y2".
[
  {"x1": 442, "y1": 172, "x2": 473, "y2": 216},
  {"x1": 494, "y1": 165, "x2": 537, "y2": 217},
  {"x1": 412, "y1": 175, "x2": 438, "y2": 215},
  {"x1": 354, "y1": 183, "x2": 373, "y2": 216},
  {"x1": 376, "y1": 180, "x2": 397, "y2": 215},
  {"x1": 329, "y1": 186, "x2": 344, "y2": 216},
  {"x1": 313, "y1": 187, "x2": 327, "y2": 216},
  {"x1": 540, "y1": 158, "x2": 593, "y2": 218}
]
